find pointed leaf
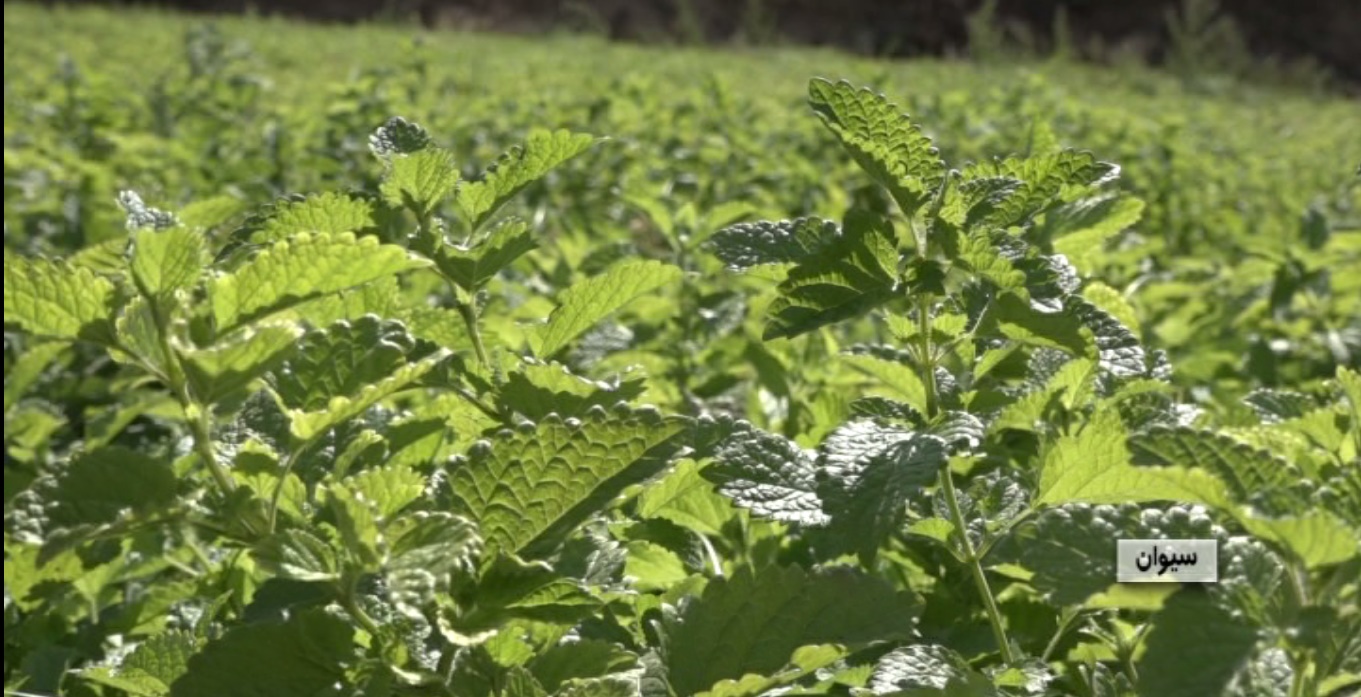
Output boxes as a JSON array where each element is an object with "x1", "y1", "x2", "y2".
[
  {"x1": 210, "y1": 232, "x2": 428, "y2": 333},
  {"x1": 764, "y1": 212, "x2": 898, "y2": 340},
  {"x1": 708, "y1": 217, "x2": 842, "y2": 270},
  {"x1": 706, "y1": 421, "x2": 828, "y2": 525},
  {"x1": 807, "y1": 78, "x2": 944, "y2": 216},
  {"x1": 4, "y1": 254, "x2": 116, "y2": 343},
  {"x1": 50, "y1": 447, "x2": 178, "y2": 528},
  {"x1": 456, "y1": 129, "x2": 597, "y2": 231},
  {"x1": 447, "y1": 406, "x2": 688, "y2": 557},
  {"x1": 537, "y1": 259, "x2": 682, "y2": 358},
  {"x1": 498, "y1": 360, "x2": 647, "y2": 421},
  {"x1": 181, "y1": 323, "x2": 304, "y2": 403},
  {"x1": 1135, "y1": 591, "x2": 1259, "y2": 697},
  {"x1": 437, "y1": 218, "x2": 537, "y2": 291},
  {"x1": 663, "y1": 564, "x2": 920, "y2": 695},
  {"x1": 380, "y1": 147, "x2": 460, "y2": 215},
  {"x1": 249, "y1": 192, "x2": 376, "y2": 244},
  {"x1": 129, "y1": 226, "x2": 207, "y2": 303},
  {"x1": 170, "y1": 610, "x2": 355, "y2": 697}
]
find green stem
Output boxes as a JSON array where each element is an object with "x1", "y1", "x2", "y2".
[
  {"x1": 453, "y1": 297, "x2": 490, "y2": 369},
  {"x1": 941, "y1": 464, "x2": 1016, "y2": 665},
  {"x1": 918, "y1": 293, "x2": 939, "y2": 418}
]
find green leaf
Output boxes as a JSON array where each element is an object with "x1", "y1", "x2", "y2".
[
  {"x1": 1135, "y1": 590, "x2": 1259, "y2": 697},
  {"x1": 326, "y1": 480, "x2": 383, "y2": 568},
  {"x1": 4, "y1": 253, "x2": 116, "y2": 343},
  {"x1": 1047, "y1": 193, "x2": 1144, "y2": 265},
  {"x1": 380, "y1": 147, "x2": 460, "y2": 216},
  {"x1": 81, "y1": 631, "x2": 198, "y2": 697},
  {"x1": 1240, "y1": 512, "x2": 1359, "y2": 569},
  {"x1": 386, "y1": 511, "x2": 482, "y2": 583},
  {"x1": 843, "y1": 354, "x2": 930, "y2": 414},
  {"x1": 498, "y1": 360, "x2": 647, "y2": 421},
  {"x1": 818, "y1": 420, "x2": 947, "y2": 561},
  {"x1": 695, "y1": 645, "x2": 846, "y2": 697},
  {"x1": 254, "y1": 528, "x2": 341, "y2": 582},
  {"x1": 556, "y1": 675, "x2": 642, "y2": 697},
  {"x1": 457, "y1": 554, "x2": 601, "y2": 631},
  {"x1": 369, "y1": 116, "x2": 435, "y2": 157},
  {"x1": 250, "y1": 192, "x2": 376, "y2": 244},
  {"x1": 991, "y1": 293, "x2": 1092, "y2": 358},
  {"x1": 635, "y1": 459, "x2": 736, "y2": 538},
  {"x1": 456, "y1": 129, "x2": 597, "y2": 231},
  {"x1": 708, "y1": 217, "x2": 842, "y2": 270},
  {"x1": 663, "y1": 564, "x2": 920, "y2": 695},
  {"x1": 1037, "y1": 408, "x2": 1229, "y2": 507},
  {"x1": 343, "y1": 464, "x2": 427, "y2": 520},
  {"x1": 1080, "y1": 282, "x2": 1141, "y2": 342},
  {"x1": 965, "y1": 150, "x2": 1111, "y2": 229},
  {"x1": 437, "y1": 218, "x2": 537, "y2": 291},
  {"x1": 170, "y1": 609, "x2": 356, "y2": 697},
  {"x1": 870, "y1": 645, "x2": 996, "y2": 695},
  {"x1": 707, "y1": 421, "x2": 828, "y2": 525},
  {"x1": 536, "y1": 259, "x2": 683, "y2": 358},
  {"x1": 210, "y1": 232, "x2": 428, "y2": 333},
  {"x1": 181, "y1": 323, "x2": 303, "y2": 403},
  {"x1": 4, "y1": 341, "x2": 67, "y2": 413},
  {"x1": 447, "y1": 406, "x2": 688, "y2": 557},
  {"x1": 268, "y1": 317, "x2": 448, "y2": 441},
  {"x1": 956, "y1": 229, "x2": 1027, "y2": 292},
  {"x1": 50, "y1": 447, "x2": 179, "y2": 528},
  {"x1": 763, "y1": 211, "x2": 898, "y2": 341},
  {"x1": 529, "y1": 640, "x2": 639, "y2": 692},
  {"x1": 1129, "y1": 426, "x2": 1303, "y2": 515},
  {"x1": 806, "y1": 78, "x2": 945, "y2": 216},
  {"x1": 129, "y1": 226, "x2": 207, "y2": 304},
  {"x1": 1009, "y1": 504, "x2": 1225, "y2": 606},
  {"x1": 270, "y1": 317, "x2": 421, "y2": 412},
  {"x1": 624, "y1": 541, "x2": 689, "y2": 591}
]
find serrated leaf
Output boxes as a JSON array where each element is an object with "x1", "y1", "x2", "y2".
[
  {"x1": 818, "y1": 420, "x2": 947, "y2": 561},
  {"x1": 1129, "y1": 426, "x2": 1302, "y2": 515},
  {"x1": 1044, "y1": 193, "x2": 1144, "y2": 262},
  {"x1": 387, "y1": 511, "x2": 482, "y2": 579},
  {"x1": 870, "y1": 645, "x2": 989, "y2": 694},
  {"x1": 1009, "y1": 504, "x2": 1225, "y2": 606},
  {"x1": 764, "y1": 213, "x2": 898, "y2": 340},
  {"x1": 707, "y1": 421, "x2": 828, "y2": 525},
  {"x1": 1080, "y1": 282, "x2": 1140, "y2": 342},
  {"x1": 254, "y1": 528, "x2": 341, "y2": 582},
  {"x1": 50, "y1": 447, "x2": 178, "y2": 528},
  {"x1": 992, "y1": 293, "x2": 1092, "y2": 357},
  {"x1": 437, "y1": 218, "x2": 537, "y2": 291},
  {"x1": 1135, "y1": 590, "x2": 1258, "y2": 697},
  {"x1": 708, "y1": 217, "x2": 842, "y2": 270},
  {"x1": 129, "y1": 226, "x2": 206, "y2": 303},
  {"x1": 807, "y1": 78, "x2": 944, "y2": 216},
  {"x1": 82, "y1": 630, "x2": 198, "y2": 696},
  {"x1": 381, "y1": 147, "x2": 460, "y2": 215},
  {"x1": 499, "y1": 360, "x2": 647, "y2": 421},
  {"x1": 211, "y1": 232, "x2": 428, "y2": 333},
  {"x1": 1239, "y1": 512, "x2": 1359, "y2": 569},
  {"x1": 343, "y1": 464, "x2": 426, "y2": 520},
  {"x1": 635, "y1": 459, "x2": 735, "y2": 538},
  {"x1": 181, "y1": 323, "x2": 303, "y2": 403},
  {"x1": 447, "y1": 407, "x2": 687, "y2": 557},
  {"x1": 1070, "y1": 297, "x2": 1145, "y2": 378},
  {"x1": 4, "y1": 254, "x2": 116, "y2": 343},
  {"x1": 269, "y1": 318, "x2": 447, "y2": 441},
  {"x1": 623, "y1": 541, "x2": 689, "y2": 591},
  {"x1": 1038, "y1": 408, "x2": 1229, "y2": 506},
  {"x1": 456, "y1": 129, "x2": 597, "y2": 231},
  {"x1": 965, "y1": 150, "x2": 1110, "y2": 229},
  {"x1": 530, "y1": 640, "x2": 639, "y2": 692},
  {"x1": 536, "y1": 259, "x2": 682, "y2": 357},
  {"x1": 369, "y1": 116, "x2": 434, "y2": 157},
  {"x1": 957, "y1": 229, "x2": 1027, "y2": 291},
  {"x1": 169, "y1": 609, "x2": 355, "y2": 697},
  {"x1": 694, "y1": 645, "x2": 846, "y2": 697},
  {"x1": 251, "y1": 192, "x2": 375, "y2": 243},
  {"x1": 843, "y1": 354, "x2": 930, "y2": 414},
  {"x1": 663, "y1": 564, "x2": 920, "y2": 695},
  {"x1": 326, "y1": 481, "x2": 382, "y2": 568}
]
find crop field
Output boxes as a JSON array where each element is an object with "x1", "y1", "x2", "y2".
[{"x1": 3, "y1": 4, "x2": 1360, "y2": 696}]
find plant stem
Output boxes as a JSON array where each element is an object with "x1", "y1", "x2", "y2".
[
  {"x1": 941, "y1": 464, "x2": 1016, "y2": 665},
  {"x1": 918, "y1": 293, "x2": 939, "y2": 418},
  {"x1": 453, "y1": 298, "x2": 490, "y2": 368}
]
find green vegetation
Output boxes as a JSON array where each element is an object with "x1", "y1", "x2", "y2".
[{"x1": 4, "y1": 4, "x2": 1359, "y2": 697}]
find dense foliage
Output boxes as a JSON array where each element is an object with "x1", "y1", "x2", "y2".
[{"x1": 4, "y1": 5, "x2": 1360, "y2": 697}]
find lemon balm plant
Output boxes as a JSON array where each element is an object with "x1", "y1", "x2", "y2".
[{"x1": 2, "y1": 78, "x2": 1358, "y2": 697}]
